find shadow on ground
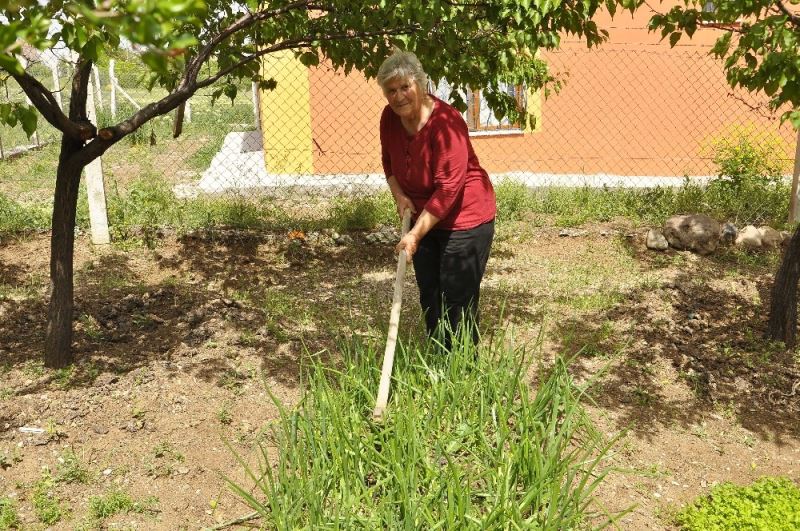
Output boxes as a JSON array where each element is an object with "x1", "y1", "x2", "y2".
[{"x1": 557, "y1": 243, "x2": 799, "y2": 444}]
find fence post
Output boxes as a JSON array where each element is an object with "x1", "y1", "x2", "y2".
[
  {"x1": 109, "y1": 60, "x2": 117, "y2": 119},
  {"x1": 85, "y1": 72, "x2": 111, "y2": 245},
  {"x1": 92, "y1": 65, "x2": 103, "y2": 110},
  {"x1": 790, "y1": 128, "x2": 800, "y2": 224},
  {"x1": 252, "y1": 81, "x2": 260, "y2": 130},
  {"x1": 16, "y1": 56, "x2": 40, "y2": 147},
  {"x1": 50, "y1": 60, "x2": 63, "y2": 111}
]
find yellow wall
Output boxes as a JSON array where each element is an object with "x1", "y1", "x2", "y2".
[{"x1": 259, "y1": 50, "x2": 313, "y2": 174}]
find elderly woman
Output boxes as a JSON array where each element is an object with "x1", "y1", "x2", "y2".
[{"x1": 377, "y1": 51, "x2": 496, "y2": 347}]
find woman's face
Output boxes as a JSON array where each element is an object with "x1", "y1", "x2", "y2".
[{"x1": 382, "y1": 76, "x2": 422, "y2": 119}]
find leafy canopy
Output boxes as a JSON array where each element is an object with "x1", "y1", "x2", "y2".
[
  {"x1": 1, "y1": 0, "x2": 640, "y2": 137},
  {"x1": 648, "y1": 0, "x2": 800, "y2": 128}
]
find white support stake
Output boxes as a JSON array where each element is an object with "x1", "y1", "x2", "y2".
[
  {"x1": 252, "y1": 82, "x2": 260, "y2": 130},
  {"x1": 92, "y1": 66, "x2": 103, "y2": 110},
  {"x1": 185, "y1": 98, "x2": 192, "y2": 124},
  {"x1": 50, "y1": 61, "x2": 62, "y2": 111},
  {"x1": 17, "y1": 57, "x2": 40, "y2": 146},
  {"x1": 109, "y1": 60, "x2": 117, "y2": 119},
  {"x1": 85, "y1": 74, "x2": 111, "y2": 245}
]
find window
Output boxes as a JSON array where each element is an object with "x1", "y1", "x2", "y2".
[{"x1": 432, "y1": 81, "x2": 526, "y2": 134}]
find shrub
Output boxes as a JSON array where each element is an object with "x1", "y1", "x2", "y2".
[{"x1": 677, "y1": 476, "x2": 800, "y2": 530}]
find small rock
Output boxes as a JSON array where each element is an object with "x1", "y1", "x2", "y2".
[
  {"x1": 558, "y1": 228, "x2": 585, "y2": 237},
  {"x1": 103, "y1": 468, "x2": 112, "y2": 476},
  {"x1": 663, "y1": 214, "x2": 720, "y2": 255},
  {"x1": 758, "y1": 226, "x2": 782, "y2": 249},
  {"x1": 646, "y1": 228, "x2": 669, "y2": 251},
  {"x1": 176, "y1": 466, "x2": 190, "y2": 475},
  {"x1": 92, "y1": 425, "x2": 109, "y2": 435},
  {"x1": 720, "y1": 222, "x2": 737, "y2": 245},
  {"x1": 736, "y1": 225, "x2": 762, "y2": 249}
]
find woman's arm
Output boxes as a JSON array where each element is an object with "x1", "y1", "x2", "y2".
[
  {"x1": 386, "y1": 174, "x2": 416, "y2": 220},
  {"x1": 397, "y1": 208, "x2": 440, "y2": 262}
]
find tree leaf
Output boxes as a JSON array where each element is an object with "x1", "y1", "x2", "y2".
[{"x1": 17, "y1": 106, "x2": 38, "y2": 138}]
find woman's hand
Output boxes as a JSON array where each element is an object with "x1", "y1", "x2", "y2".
[
  {"x1": 396, "y1": 232, "x2": 419, "y2": 263},
  {"x1": 394, "y1": 194, "x2": 415, "y2": 221}
]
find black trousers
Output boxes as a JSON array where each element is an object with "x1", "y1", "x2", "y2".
[{"x1": 412, "y1": 219, "x2": 494, "y2": 347}]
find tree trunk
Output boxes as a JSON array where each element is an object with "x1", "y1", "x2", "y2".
[
  {"x1": 766, "y1": 225, "x2": 800, "y2": 348},
  {"x1": 44, "y1": 135, "x2": 85, "y2": 368}
]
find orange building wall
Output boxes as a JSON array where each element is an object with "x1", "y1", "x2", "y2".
[{"x1": 295, "y1": 4, "x2": 796, "y2": 178}]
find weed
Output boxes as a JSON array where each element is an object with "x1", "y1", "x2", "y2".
[
  {"x1": 22, "y1": 359, "x2": 45, "y2": 378},
  {"x1": 690, "y1": 422, "x2": 709, "y2": 440},
  {"x1": 632, "y1": 385, "x2": 655, "y2": 407},
  {"x1": 88, "y1": 491, "x2": 134, "y2": 519},
  {"x1": 328, "y1": 193, "x2": 395, "y2": 231},
  {"x1": 494, "y1": 179, "x2": 534, "y2": 222},
  {"x1": 217, "y1": 404, "x2": 234, "y2": 425},
  {"x1": 131, "y1": 405, "x2": 147, "y2": 420},
  {"x1": 676, "y1": 476, "x2": 800, "y2": 530},
  {"x1": 238, "y1": 330, "x2": 259, "y2": 348},
  {"x1": 0, "y1": 449, "x2": 22, "y2": 471},
  {"x1": 56, "y1": 449, "x2": 91, "y2": 485},
  {"x1": 219, "y1": 368, "x2": 248, "y2": 393},
  {"x1": 77, "y1": 313, "x2": 103, "y2": 340},
  {"x1": 0, "y1": 497, "x2": 20, "y2": 529},
  {"x1": 147, "y1": 442, "x2": 185, "y2": 478},
  {"x1": 32, "y1": 474, "x2": 67, "y2": 525},
  {"x1": 53, "y1": 366, "x2": 75, "y2": 389}
]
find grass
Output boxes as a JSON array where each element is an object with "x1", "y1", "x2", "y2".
[
  {"x1": 676, "y1": 476, "x2": 800, "y2": 530},
  {"x1": 56, "y1": 449, "x2": 91, "y2": 485},
  {"x1": 32, "y1": 475, "x2": 67, "y2": 525},
  {"x1": 88, "y1": 490, "x2": 158, "y2": 520},
  {"x1": 492, "y1": 178, "x2": 791, "y2": 230},
  {"x1": 227, "y1": 330, "x2": 625, "y2": 528},
  {"x1": 0, "y1": 498, "x2": 20, "y2": 530},
  {"x1": 1, "y1": 166, "x2": 793, "y2": 238}
]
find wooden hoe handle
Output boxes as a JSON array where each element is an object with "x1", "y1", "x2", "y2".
[{"x1": 373, "y1": 209, "x2": 412, "y2": 421}]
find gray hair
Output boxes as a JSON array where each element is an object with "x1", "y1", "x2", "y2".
[{"x1": 377, "y1": 51, "x2": 429, "y2": 94}]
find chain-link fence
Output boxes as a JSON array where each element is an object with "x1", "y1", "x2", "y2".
[{"x1": 1, "y1": 42, "x2": 797, "y2": 217}]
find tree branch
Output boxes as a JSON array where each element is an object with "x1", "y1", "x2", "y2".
[
  {"x1": 195, "y1": 24, "x2": 421, "y2": 89},
  {"x1": 182, "y1": 0, "x2": 313, "y2": 89},
  {"x1": 774, "y1": 0, "x2": 800, "y2": 28},
  {"x1": 90, "y1": 9, "x2": 419, "y2": 159},
  {"x1": 9, "y1": 70, "x2": 93, "y2": 141}
]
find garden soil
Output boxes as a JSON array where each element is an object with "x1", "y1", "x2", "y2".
[{"x1": 1, "y1": 223, "x2": 798, "y2": 529}]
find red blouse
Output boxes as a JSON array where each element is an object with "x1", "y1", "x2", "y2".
[{"x1": 380, "y1": 96, "x2": 496, "y2": 231}]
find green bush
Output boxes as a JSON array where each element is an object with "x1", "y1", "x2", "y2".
[
  {"x1": 677, "y1": 476, "x2": 800, "y2": 530},
  {"x1": 702, "y1": 129, "x2": 791, "y2": 227}
]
